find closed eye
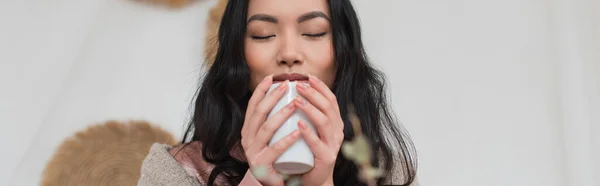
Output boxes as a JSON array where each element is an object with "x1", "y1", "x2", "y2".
[
  {"x1": 303, "y1": 32, "x2": 327, "y2": 38},
  {"x1": 251, "y1": 35, "x2": 275, "y2": 40}
]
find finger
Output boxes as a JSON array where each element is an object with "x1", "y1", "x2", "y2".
[
  {"x1": 246, "y1": 75, "x2": 274, "y2": 118},
  {"x1": 243, "y1": 75, "x2": 274, "y2": 136},
  {"x1": 246, "y1": 80, "x2": 289, "y2": 139},
  {"x1": 308, "y1": 74, "x2": 340, "y2": 114},
  {"x1": 262, "y1": 130, "x2": 301, "y2": 163},
  {"x1": 297, "y1": 120, "x2": 330, "y2": 159},
  {"x1": 293, "y1": 97, "x2": 334, "y2": 142},
  {"x1": 253, "y1": 102, "x2": 297, "y2": 146},
  {"x1": 305, "y1": 76, "x2": 344, "y2": 131},
  {"x1": 296, "y1": 82, "x2": 338, "y2": 119}
]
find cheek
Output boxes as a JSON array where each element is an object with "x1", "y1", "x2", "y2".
[
  {"x1": 307, "y1": 41, "x2": 336, "y2": 87},
  {"x1": 245, "y1": 42, "x2": 276, "y2": 90}
]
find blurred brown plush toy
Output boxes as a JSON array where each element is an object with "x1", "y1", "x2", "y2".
[{"x1": 41, "y1": 120, "x2": 177, "y2": 186}]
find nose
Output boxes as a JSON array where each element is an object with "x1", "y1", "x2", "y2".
[
  {"x1": 278, "y1": 59, "x2": 303, "y2": 66},
  {"x1": 277, "y1": 35, "x2": 304, "y2": 67}
]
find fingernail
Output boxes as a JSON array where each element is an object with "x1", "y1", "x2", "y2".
[
  {"x1": 308, "y1": 74, "x2": 317, "y2": 83},
  {"x1": 264, "y1": 74, "x2": 273, "y2": 82},
  {"x1": 297, "y1": 83, "x2": 309, "y2": 90},
  {"x1": 278, "y1": 80, "x2": 288, "y2": 92},
  {"x1": 286, "y1": 102, "x2": 295, "y2": 110},
  {"x1": 296, "y1": 84, "x2": 304, "y2": 91},
  {"x1": 298, "y1": 121, "x2": 305, "y2": 129},
  {"x1": 294, "y1": 97, "x2": 305, "y2": 105}
]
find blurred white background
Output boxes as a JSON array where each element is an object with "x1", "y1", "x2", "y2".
[{"x1": 0, "y1": 0, "x2": 598, "y2": 185}]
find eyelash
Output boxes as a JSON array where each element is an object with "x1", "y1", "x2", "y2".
[
  {"x1": 303, "y1": 32, "x2": 327, "y2": 38},
  {"x1": 250, "y1": 32, "x2": 328, "y2": 40},
  {"x1": 251, "y1": 35, "x2": 275, "y2": 40}
]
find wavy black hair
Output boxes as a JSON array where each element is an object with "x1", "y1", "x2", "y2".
[{"x1": 182, "y1": 0, "x2": 417, "y2": 185}]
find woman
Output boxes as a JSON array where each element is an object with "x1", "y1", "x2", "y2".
[{"x1": 138, "y1": 0, "x2": 418, "y2": 185}]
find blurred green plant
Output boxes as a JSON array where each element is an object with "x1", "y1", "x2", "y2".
[{"x1": 341, "y1": 105, "x2": 384, "y2": 186}]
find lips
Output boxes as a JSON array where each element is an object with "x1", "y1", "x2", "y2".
[{"x1": 273, "y1": 73, "x2": 309, "y2": 82}]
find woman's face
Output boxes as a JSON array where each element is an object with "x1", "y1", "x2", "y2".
[{"x1": 245, "y1": 0, "x2": 336, "y2": 90}]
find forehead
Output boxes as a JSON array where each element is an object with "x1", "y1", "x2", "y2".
[{"x1": 247, "y1": 0, "x2": 330, "y2": 18}]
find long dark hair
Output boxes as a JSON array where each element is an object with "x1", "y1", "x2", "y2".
[{"x1": 182, "y1": 0, "x2": 417, "y2": 185}]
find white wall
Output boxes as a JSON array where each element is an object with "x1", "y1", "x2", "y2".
[
  {"x1": 1, "y1": 0, "x2": 597, "y2": 186},
  {"x1": 552, "y1": 0, "x2": 600, "y2": 185},
  {"x1": 354, "y1": 1, "x2": 565, "y2": 185},
  {"x1": 1, "y1": 0, "x2": 212, "y2": 185}
]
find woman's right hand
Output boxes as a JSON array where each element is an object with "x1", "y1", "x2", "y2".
[{"x1": 240, "y1": 75, "x2": 300, "y2": 186}]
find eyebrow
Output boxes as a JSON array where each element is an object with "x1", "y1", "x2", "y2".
[
  {"x1": 247, "y1": 11, "x2": 330, "y2": 24},
  {"x1": 297, "y1": 11, "x2": 330, "y2": 23},
  {"x1": 247, "y1": 14, "x2": 277, "y2": 24}
]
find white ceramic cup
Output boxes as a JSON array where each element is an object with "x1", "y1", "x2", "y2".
[{"x1": 266, "y1": 81, "x2": 317, "y2": 175}]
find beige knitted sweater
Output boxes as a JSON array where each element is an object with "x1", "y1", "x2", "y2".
[{"x1": 137, "y1": 143, "x2": 418, "y2": 186}]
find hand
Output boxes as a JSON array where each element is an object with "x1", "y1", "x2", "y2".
[
  {"x1": 239, "y1": 171, "x2": 263, "y2": 186},
  {"x1": 241, "y1": 76, "x2": 301, "y2": 186},
  {"x1": 293, "y1": 75, "x2": 344, "y2": 186}
]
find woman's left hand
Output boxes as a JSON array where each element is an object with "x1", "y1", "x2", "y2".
[{"x1": 293, "y1": 75, "x2": 344, "y2": 186}]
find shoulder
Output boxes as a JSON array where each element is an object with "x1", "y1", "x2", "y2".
[
  {"x1": 154, "y1": 141, "x2": 230, "y2": 185},
  {"x1": 168, "y1": 141, "x2": 215, "y2": 181},
  {"x1": 137, "y1": 143, "x2": 201, "y2": 186}
]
